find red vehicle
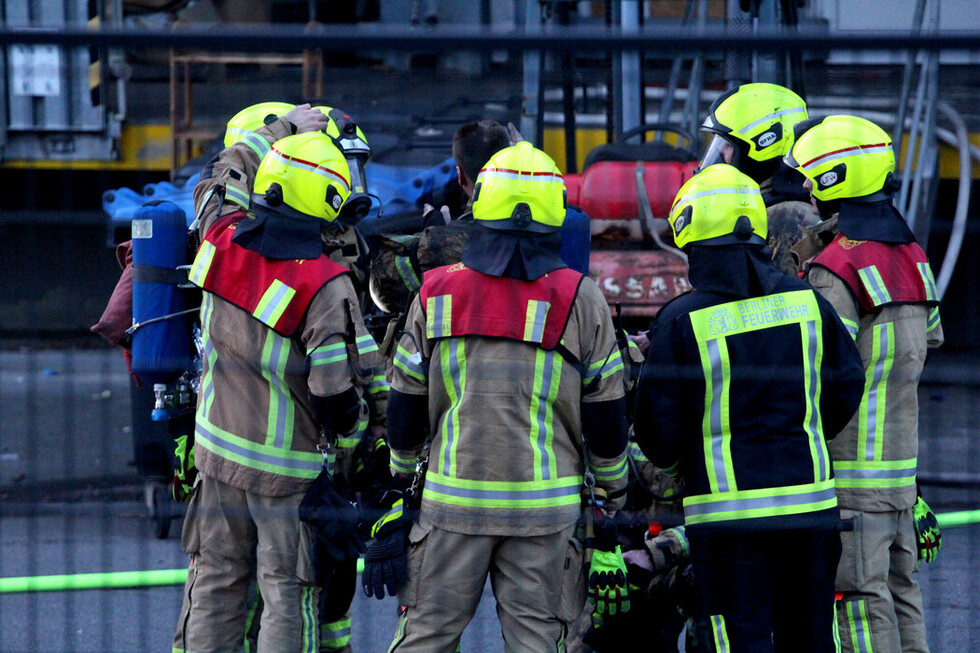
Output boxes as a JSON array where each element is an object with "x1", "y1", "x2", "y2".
[{"x1": 565, "y1": 124, "x2": 699, "y2": 329}]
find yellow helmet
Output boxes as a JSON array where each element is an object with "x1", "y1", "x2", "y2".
[
  {"x1": 785, "y1": 115, "x2": 895, "y2": 206},
  {"x1": 699, "y1": 83, "x2": 807, "y2": 182},
  {"x1": 667, "y1": 163, "x2": 767, "y2": 249},
  {"x1": 223, "y1": 102, "x2": 296, "y2": 148},
  {"x1": 471, "y1": 141, "x2": 566, "y2": 233},
  {"x1": 252, "y1": 132, "x2": 352, "y2": 223},
  {"x1": 312, "y1": 105, "x2": 373, "y2": 223}
]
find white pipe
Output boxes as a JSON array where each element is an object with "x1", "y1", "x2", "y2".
[{"x1": 935, "y1": 102, "x2": 971, "y2": 300}]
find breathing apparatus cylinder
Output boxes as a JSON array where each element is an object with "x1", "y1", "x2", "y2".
[{"x1": 130, "y1": 200, "x2": 193, "y2": 386}]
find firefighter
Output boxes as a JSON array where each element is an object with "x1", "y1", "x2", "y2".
[
  {"x1": 632, "y1": 163, "x2": 866, "y2": 652},
  {"x1": 786, "y1": 114, "x2": 944, "y2": 653},
  {"x1": 368, "y1": 119, "x2": 591, "y2": 318},
  {"x1": 367, "y1": 141, "x2": 630, "y2": 651},
  {"x1": 699, "y1": 82, "x2": 818, "y2": 275},
  {"x1": 172, "y1": 105, "x2": 381, "y2": 652}
]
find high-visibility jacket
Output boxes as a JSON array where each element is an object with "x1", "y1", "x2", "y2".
[
  {"x1": 186, "y1": 120, "x2": 380, "y2": 497},
  {"x1": 389, "y1": 263, "x2": 628, "y2": 537},
  {"x1": 634, "y1": 270, "x2": 865, "y2": 531},
  {"x1": 190, "y1": 212, "x2": 349, "y2": 337},
  {"x1": 808, "y1": 233, "x2": 943, "y2": 511}
]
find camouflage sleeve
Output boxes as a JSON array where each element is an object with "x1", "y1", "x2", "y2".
[
  {"x1": 766, "y1": 200, "x2": 820, "y2": 276},
  {"x1": 193, "y1": 117, "x2": 295, "y2": 238}
]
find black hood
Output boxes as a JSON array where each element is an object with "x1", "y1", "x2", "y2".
[
  {"x1": 836, "y1": 199, "x2": 916, "y2": 244},
  {"x1": 461, "y1": 223, "x2": 567, "y2": 281},
  {"x1": 232, "y1": 204, "x2": 324, "y2": 260},
  {"x1": 687, "y1": 244, "x2": 787, "y2": 298}
]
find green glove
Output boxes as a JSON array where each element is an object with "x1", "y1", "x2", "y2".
[
  {"x1": 171, "y1": 433, "x2": 197, "y2": 504},
  {"x1": 913, "y1": 496, "x2": 942, "y2": 563},
  {"x1": 588, "y1": 516, "x2": 630, "y2": 615},
  {"x1": 589, "y1": 546, "x2": 631, "y2": 615}
]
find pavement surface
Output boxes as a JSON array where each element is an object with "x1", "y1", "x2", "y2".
[{"x1": 2, "y1": 340, "x2": 980, "y2": 651}]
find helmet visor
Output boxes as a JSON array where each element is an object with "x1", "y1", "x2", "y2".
[
  {"x1": 699, "y1": 135, "x2": 738, "y2": 171},
  {"x1": 346, "y1": 156, "x2": 369, "y2": 195},
  {"x1": 783, "y1": 147, "x2": 802, "y2": 170}
]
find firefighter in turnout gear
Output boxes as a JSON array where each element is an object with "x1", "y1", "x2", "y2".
[
  {"x1": 632, "y1": 164, "x2": 866, "y2": 652},
  {"x1": 786, "y1": 115, "x2": 944, "y2": 653},
  {"x1": 172, "y1": 104, "x2": 384, "y2": 652},
  {"x1": 378, "y1": 141, "x2": 630, "y2": 651},
  {"x1": 699, "y1": 82, "x2": 819, "y2": 275}
]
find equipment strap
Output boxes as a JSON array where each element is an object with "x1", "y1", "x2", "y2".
[{"x1": 133, "y1": 264, "x2": 189, "y2": 286}]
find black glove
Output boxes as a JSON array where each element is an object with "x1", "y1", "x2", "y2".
[
  {"x1": 298, "y1": 468, "x2": 365, "y2": 566},
  {"x1": 350, "y1": 429, "x2": 392, "y2": 498},
  {"x1": 362, "y1": 498, "x2": 412, "y2": 599}
]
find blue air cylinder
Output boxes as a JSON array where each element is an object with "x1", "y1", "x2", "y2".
[{"x1": 130, "y1": 200, "x2": 193, "y2": 385}]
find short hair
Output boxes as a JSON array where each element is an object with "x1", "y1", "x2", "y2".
[{"x1": 452, "y1": 120, "x2": 510, "y2": 186}]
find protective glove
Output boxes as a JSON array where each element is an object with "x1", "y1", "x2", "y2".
[
  {"x1": 350, "y1": 428, "x2": 392, "y2": 498},
  {"x1": 298, "y1": 468, "x2": 365, "y2": 566},
  {"x1": 913, "y1": 495, "x2": 942, "y2": 563},
  {"x1": 362, "y1": 498, "x2": 412, "y2": 599},
  {"x1": 171, "y1": 433, "x2": 197, "y2": 504},
  {"x1": 588, "y1": 515, "x2": 631, "y2": 616}
]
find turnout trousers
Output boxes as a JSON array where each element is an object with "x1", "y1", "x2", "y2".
[
  {"x1": 689, "y1": 526, "x2": 842, "y2": 653},
  {"x1": 173, "y1": 473, "x2": 319, "y2": 653},
  {"x1": 836, "y1": 507, "x2": 929, "y2": 653},
  {"x1": 388, "y1": 517, "x2": 585, "y2": 653}
]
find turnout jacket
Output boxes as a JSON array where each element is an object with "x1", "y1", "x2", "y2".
[
  {"x1": 634, "y1": 245, "x2": 865, "y2": 532},
  {"x1": 808, "y1": 229, "x2": 943, "y2": 511},
  {"x1": 189, "y1": 119, "x2": 385, "y2": 497},
  {"x1": 388, "y1": 263, "x2": 629, "y2": 537}
]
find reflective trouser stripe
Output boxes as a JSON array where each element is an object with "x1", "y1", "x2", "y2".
[
  {"x1": 300, "y1": 585, "x2": 318, "y2": 653},
  {"x1": 833, "y1": 605, "x2": 843, "y2": 653},
  {"x1": 436, "y1": 339, "x2": 465, "y2": 477},
  {"x1": 857, "y1": 322, "x2": 893, "y2": 463},
  {"x1": 682, "y1": 480, "x2": 837, "y2": 525},
  {"x1": 844, "y1": 599, "x2": 874, "y2": 653},
  {"x1": 711, "y1": 614, "x2": 731, "y2": 653},
  {"x1": 858, "y1": 265, "x2": 892, "y2": 306}
]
